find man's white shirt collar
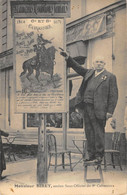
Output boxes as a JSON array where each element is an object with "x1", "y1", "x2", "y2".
[{"x1": 95, "y1": 69, "x2": 105, "y2": 77}]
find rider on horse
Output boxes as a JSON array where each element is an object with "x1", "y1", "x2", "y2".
[{"x1": 33, "y1": 34, "x2": 52, "y2": 69}]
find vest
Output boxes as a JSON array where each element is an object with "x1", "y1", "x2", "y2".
[{"x1": 83, "y1": 72, "x2": 103, "y2": 104}]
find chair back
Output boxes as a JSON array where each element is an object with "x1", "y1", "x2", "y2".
[
  {"x1": 112, "y1": 132, "x2": 121, "y2": 150},
  {"x1": 47, "y1": 134, "x2": 57, "y2": 153}
]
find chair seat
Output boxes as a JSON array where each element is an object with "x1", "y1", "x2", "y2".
[
  {"x1": 105, "y1": 149, "x2": 120, "y2": 153},
  {"x1": 49, "y1": 150, "x2": 71, "y2": 154},
  {"x1": 84, "y1": 161, "x2": 102, "y2": 166}
]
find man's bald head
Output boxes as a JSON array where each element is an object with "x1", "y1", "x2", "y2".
[{"x1": 93, "y1": 56, "x2": 106, "y2": 72}]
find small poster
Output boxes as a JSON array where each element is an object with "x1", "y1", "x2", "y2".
[{"x1": 14, "y1": 18, "x2": 66, "y2": 113}]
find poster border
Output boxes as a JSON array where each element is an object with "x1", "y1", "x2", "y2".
[{"x1": 13, "y1": 17, "x2": 68, "y2": 114}]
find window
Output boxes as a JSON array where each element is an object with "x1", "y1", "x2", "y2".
[
  {"x1": 69, "y1": 76, "x2": 83, "y2": 129},
  {"x1": 27, "y1": 113, "x2": 62, "y2": 128},
  {"x1": 27, "y1": 113, "x2": 39, "y2": 127}
]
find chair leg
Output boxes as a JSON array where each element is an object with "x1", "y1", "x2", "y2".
[
  {"x1": 62, "y1": 153, "x2": 65, "y2": 169},
  {"x1": 111, "y1": 153, "x2": 115, "y2": 169},
  {"x1": 48, "y1": 154, "x2": 51, "y2": 170},
  {"x1": 118, "y1": 153, "x2": 122, "y2": 171},
  {"x1": 104, "y1": 153, "x2": 107, "y2": 171},
  {"x1": 84, "y1": 165, "x2": 87, "y2": 182},
  {"x1": 10, "y1": 148, "x2": 16, "y2": 161},
  {"x1": 68, "y1": 152, "x2": 73, "y2": 171},
  {"x1": 7, "y1": 152, "x2": 12, "y2": 161},
  {"x1": 12, "y1": 153, "x2": 16, "y2": 161},
  {"x1": 54, "y1": 154, "x2": 57, "y2": 172}
]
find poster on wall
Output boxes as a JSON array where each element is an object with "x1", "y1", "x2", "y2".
[{"x1": 14, "y1": 18, "x2": 66, "y2": 113}]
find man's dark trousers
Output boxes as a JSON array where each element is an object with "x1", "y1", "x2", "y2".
[{"x1": 83, "y1": 103, "x2": 106, "y2": 159}]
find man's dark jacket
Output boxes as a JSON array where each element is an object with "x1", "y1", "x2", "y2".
[{"x1": 67, "y1": 57, "x2": 118, "y2": 120}]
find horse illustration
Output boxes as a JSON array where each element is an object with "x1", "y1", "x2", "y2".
[{"x1": 20, "y1": 45, "x2": 57, "y2": 85}]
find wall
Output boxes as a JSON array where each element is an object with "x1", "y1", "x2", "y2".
[
  {"x1": 0, "y1": 70, "x2": 6, "y2": 127},
  {"x1": 7, "y1": 69, "x2": 23, "y2": 130},
  {"x1": 87, "y1": 37, "x2": 113, "y2": 72},
  {"x1": 85, "y1": 0, "x2": 121, "y2": 15},
  {"x1": 113, "y1": 8, "x2": 127, "y2": 132},
  {"x1": 0, "y1": 68, "x2": 23, "y2": 130},
  {"x1": 7, "y1": 0, "x2": 13, "y2": 50},
  {"x1": 66, "y1": 0, "x2": 82, "y2": 24},
  {"x1": 66, "y1": 0, "x2": 121, "y2": 24}
]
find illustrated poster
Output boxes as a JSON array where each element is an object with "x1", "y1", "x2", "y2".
[{"x1": 14, "y1": 18, "x2": 66, "y2": 113}]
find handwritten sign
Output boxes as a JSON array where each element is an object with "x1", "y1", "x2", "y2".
[{"x1": 14, "y1": 18, "x2": 66, "y2": 113}]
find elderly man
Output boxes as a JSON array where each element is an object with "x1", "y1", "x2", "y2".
[{"x1": 60, "y1": 52, "x2": 118, "y2": 162}]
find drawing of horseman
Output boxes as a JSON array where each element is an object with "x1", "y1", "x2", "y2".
[
  {"x1": 33, "y1": 34, "x2": 52, "y2": 70},
  {"x1": 20, "y1": 34, "x2": 57, "y2": 85}
]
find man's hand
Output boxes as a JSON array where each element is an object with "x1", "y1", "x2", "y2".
[
  {"x1": 60, "y1": 51, "x2": 68, "y2": 57},
  {"x1": 59, "y1": 48, "x2": 69, "y2": 59},
  {"x1": 106, "y1": 113, "x2": 112, "y2": 120}
]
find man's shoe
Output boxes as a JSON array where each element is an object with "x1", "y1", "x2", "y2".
[
  {"x1": 84, "y1": 157, "x2": 95, "y2": 162},
  {"x1": 95, "y1": 157, "x2": 102, "y2": 163},
  {"x1": 0, "y1": 175, "x2": 6, "y2": 180}
]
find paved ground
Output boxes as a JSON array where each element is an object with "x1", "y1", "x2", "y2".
[{"x1": 0, "y1": 156, "x2": 127, "y2": 195}]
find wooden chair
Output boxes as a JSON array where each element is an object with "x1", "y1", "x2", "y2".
[
  {"x1": 104, "y1": 132, "x2": 122, "y2": 171},
  {"x1": 3, "y1": 136, "x2": 17, "y2": 161},
  {"x1": 47, "y1": 134, "x2": 73, "y2": 172}
]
